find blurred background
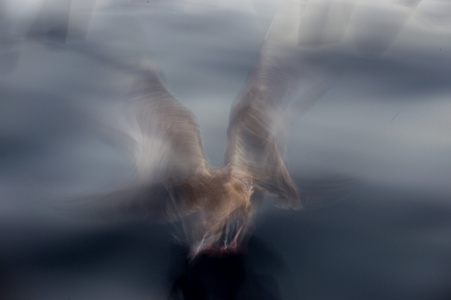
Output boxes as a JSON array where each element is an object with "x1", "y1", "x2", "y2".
[{"x1": 1, "y1": 0, "x2": 451, "y2": 299}]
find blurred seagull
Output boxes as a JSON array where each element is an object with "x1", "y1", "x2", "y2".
[
  {"x1": 125, "y1": 60, "x2": 303, "y2": 258},
  {"x1": 58, "y1": 0, "x2": 337, "y2": 258}
]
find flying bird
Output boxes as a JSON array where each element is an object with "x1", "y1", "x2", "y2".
[{"x1": 56, "y1": 0, "x2": 338, "y2": 258}]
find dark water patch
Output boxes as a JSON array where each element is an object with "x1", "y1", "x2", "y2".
[{"x1": 167, "y1": 236, "x2": 295, "y2": 300}]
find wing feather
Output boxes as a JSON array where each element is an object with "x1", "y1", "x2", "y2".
[
  {"x1": 225, "y1": 56, "x2": 303, "y2": 210},
  {"x1": 124, "y1": 67, "x2": 208, "y2": 181},
  {"x1": 225, "y1": 0, "x2": 334, "y2": 210},
  {"x1": 53, "y1": 58, "x2": 207, "y2": 222}
]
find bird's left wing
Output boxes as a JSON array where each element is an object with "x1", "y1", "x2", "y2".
[
  {"x1": 124, "y1": 64, "x2": 208, "y2": 182},
  {"x1": 54, "y1": 53, "x2": 207, "y2": 222}
]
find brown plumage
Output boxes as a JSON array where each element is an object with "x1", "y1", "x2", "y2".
[
  {"x1": 60, "y1": 1, "x2": 337, "y2": 258},
  {"x1": 113, "y1": 61, "x2": 303, "y2": 256}
]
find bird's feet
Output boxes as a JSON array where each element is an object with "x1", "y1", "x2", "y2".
[{"x1": 204, "y1": 245, "x2": 246, "y2": 257}]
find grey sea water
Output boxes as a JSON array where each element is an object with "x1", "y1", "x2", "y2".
[{"x1": 1, "y1": 0, "x2": 451, "y2": 299}]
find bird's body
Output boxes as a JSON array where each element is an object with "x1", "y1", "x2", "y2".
[{"x1": 174, "y1": 167, "x2": 254, "y2": 256}]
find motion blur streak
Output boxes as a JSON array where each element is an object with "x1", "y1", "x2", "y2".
[
  {"x1": 1, "y1": 0, "x2": 451, "y2": 299},
  {"x1": 46, "y1": 0, "x2": 335, "y2": 258}
]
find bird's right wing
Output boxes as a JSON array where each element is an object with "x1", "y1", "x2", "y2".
[
  {"x1": 224, "y1": 1, "x2": 334, "y2": 210},
  {"x1": 224, "y1": 58, "x2": 306, "y2": 210}
]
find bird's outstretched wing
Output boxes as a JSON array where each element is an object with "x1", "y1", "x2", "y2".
[
  {"x1": 124, "y1": 63, "x2": 208, "y2": 182},
  {"x1": 224, "y1": 0, "x2": 333, "y2": 210},
  {"x1": 54, "y1": 54, "x2": 207, "y2": 222},
  {"x1": 224, "y1": 53, "x2": 303, "y2": 210}
]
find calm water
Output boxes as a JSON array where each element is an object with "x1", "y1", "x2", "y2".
[{"x1": 1, "y1": 0, "x2": 451, "y2": 299}]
